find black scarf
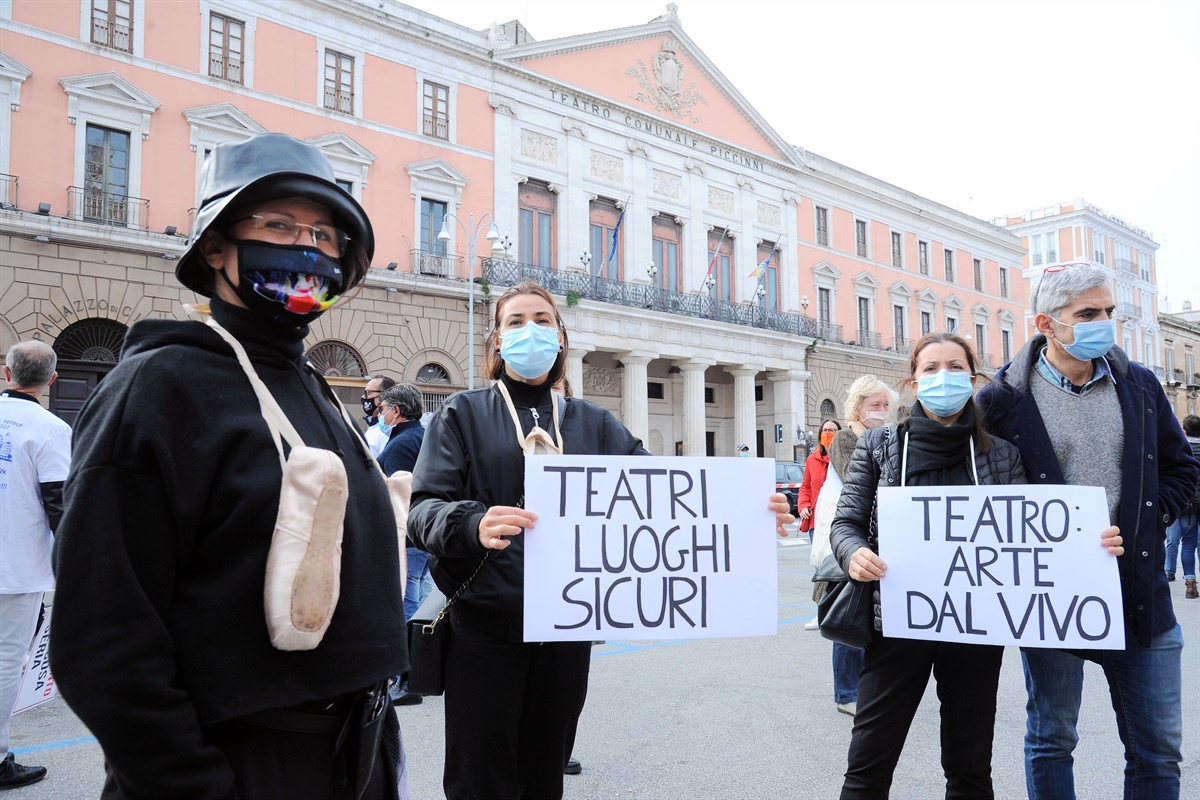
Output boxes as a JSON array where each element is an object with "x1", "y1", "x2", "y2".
[{"x1": 901, "y1": 402, "x2": 976, "y2": 487}]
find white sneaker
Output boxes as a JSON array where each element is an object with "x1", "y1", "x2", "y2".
[
  {"x1": 837, "y1": 702, "x2": 857, "y2": 716},
  {"x1": 804, "y1": 618, "x2": 820, "y2": 631}
]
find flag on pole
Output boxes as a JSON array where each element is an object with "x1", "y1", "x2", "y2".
[
  {"x1": 705, "y1": 228, "x2": 728, "y2": 285},
  {"x1": 749, "y1": 244, "x2": 777, "y2": 279},
  {"x1": 600, "y1": 196, "x2": 631, "y2": 276}
]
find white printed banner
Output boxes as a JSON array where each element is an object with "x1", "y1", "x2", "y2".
[
  {"x1": 524, "y1": 455, "x2": 778, "y2": 641},
  {"x1": 877, "y1": 485, "x2": 1123, "y2": 649}
]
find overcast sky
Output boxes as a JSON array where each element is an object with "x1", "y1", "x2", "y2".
[{"x1": 402, "y1": 0, "x2": 1200, "y2": 310}]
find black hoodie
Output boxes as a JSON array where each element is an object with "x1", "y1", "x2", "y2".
[{"x1": 50, "y1": 299, "x2": 407, "y2": 799}]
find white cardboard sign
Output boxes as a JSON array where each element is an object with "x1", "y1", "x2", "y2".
[
  {"x1": 876, "y1": 485, "x2": 1123, "y2": 649},
  {"x1": 523, "y1": 455, "x2": 778, "y2": 641},
  {"x1": 12, "y1": 606, "x2": 56, "y2": 715}
]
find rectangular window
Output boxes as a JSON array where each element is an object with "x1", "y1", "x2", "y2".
[
  {"x1": 975, "y1": 324, "x2": 986, "y2": 354},
  {"x1": 855, "y1": 219, "x2": 868, "y2": 257},
  {"x1": 946, "y1": 316, "x2": 958, "y2": 334},
  {"x1": 1093, "y1": 230, "x2": 1105, "y2": 265},
  {"x1": 754, "y1": 384, "x2": 764, "y2": 402},
  {"x1": 518, "y1": 181, "x2": 555, "y2": 268},
  {"x1": 857, "y1": 296, "x2": 871, "y2": 334},
  {"x1": 1031, "y1": 234, "x2": 1044, "y2": 266},
  {"x1": 920, "y1": 310, "x2": 932, "y2": 336},
  {"x1": 83, "y1": 124, "x2": 130, "y2": 224},
  {"x1": 944, "y1": 249, "x2": 955, "y2": 283},
  {"x1": 589, "y1": 198, "x2": 623, "y2": 281},
  {"x1": 652, "y1": 216, "x2": 682, "y2": 293},
  {"x1": 335, "y1": 179, "x2": 353, "y2": 194},
  {"x1": 891, "y1": 231, "x2": 902, "y2": 268},
  {"x1": 208, "y1": 12, "x2": 244, "y2": 84},
  {"x1": 647, "y1": 382, "x2": 665, "y2": 400},
  {"x1": 756, "y1": 242, "x2": 779, "y2": 312},
  {"x1": 707, "y1": 229, "x2": 734, "y2": 303},
  {"x1": 973, "y1": 258, "x2": 983, "y2": 291},
  {"x1": 323, "y1": 50, "x2": 354, "y2": 114},
  {"x1": 92, "y1": 0, "x2": 132, "y2": 52},
  {"x1": 423, "y1": 81, "x2": 450, "y2": 140},
  {"x1": 818, "y1": 287, "x2": 832, "y2": 328},
  {"x1": 893, "y1": 305, "x2": 905, "y2": 349},
  {"x1": 815, "y1": 206, "x2": 829, "y2": 247},
  {"x1": 918, "y1": 241, "x2": 929, "y2": 275},
  {"x1": 704, "y1": 387, "x2": 715, "y2": 404},
  {"x1": 419, "y1": 198, "x2": 447, "y2": 256},
  {"x1": 1002, "y1": 330, "x2": 1012, "y2": 363},
  {"x1": 999, "y1": 267, "x2": 1009, "y2": 298}
]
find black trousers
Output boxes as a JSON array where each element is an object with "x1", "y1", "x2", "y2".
[
  {"x1": 442, "y1": 615, "x2": 591, "y2": 800},
  {"x1": 840, "y1": 635, "x2": 1003, "y2": 800}
]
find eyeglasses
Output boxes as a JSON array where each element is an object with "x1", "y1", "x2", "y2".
[
  {"x1": 233, "y1": 213, "x2": 350, "y2": 259},
  {"x1": 1033, "y1": 261, "x2": 1090, "y2": 313},
  {"x1": 361, "y1": 389, "x2": 380, "y2": 399}
]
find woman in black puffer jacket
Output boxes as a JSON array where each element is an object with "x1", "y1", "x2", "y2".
[{"x1": 830, "y1": 332, "x2": 1025, "y2": 800}]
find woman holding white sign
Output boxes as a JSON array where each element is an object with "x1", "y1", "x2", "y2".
[
  {"x1": 830, "y1": 332, "x2": 1028, "y2": 799},
  {"x1": 409, "y1": 282, "x2": 792, "y2": 799}
]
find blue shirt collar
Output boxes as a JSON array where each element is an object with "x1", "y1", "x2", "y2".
[{"x1": 1034, "y1": 344, "x2": 1114, "y2": 395}]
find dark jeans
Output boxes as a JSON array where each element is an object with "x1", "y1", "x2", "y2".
[
  {"x1": 442, "y1": 615, "x2": 591, "y2": 800},
  {"x1": 840, "y1": 635, "x2": 1004, "y2": 800}
]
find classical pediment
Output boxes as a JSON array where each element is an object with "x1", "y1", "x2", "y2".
[
  {"x1": 60, "y1": 72, "x2": 159, "y2": 114},
  {"x1": 406, "y1": 157, "x2": 469, "y2": 188},
  {"x1": 0, "y1": 52, "x2": 33, "y2": 82},
  {"x1": 183, "y1": 103, "x2": 266, "y2": 137},
  {"x1": 812, "y1": 260, "x2": 842, "y2": 281},
  {"x1": 942, "y1": 295, "x2": 965, "y2": 311},
  {"x1": 308, "y1": 132, "x2": 376, "y2": 166},
  {"x1": 497, "y1": 11, "x2": 799, "y2": 167}
]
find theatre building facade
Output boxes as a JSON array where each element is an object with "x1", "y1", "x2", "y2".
[{"x1": 0, "y1": 1, "x2": 1027, "y2": 456}]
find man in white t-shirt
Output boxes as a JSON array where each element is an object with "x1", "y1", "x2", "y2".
[{"x1": 0, "y1": 341, "x2": 71, "y2": 790}]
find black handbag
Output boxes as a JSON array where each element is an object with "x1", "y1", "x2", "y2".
[
  {"x1": 815, "y1": 491, "x2": 878, "y2": 649},
  {"x1": 816, "y1": 558, "x2": 874, "y2": 649},
  {"x1": 405, "y1": 554, "x2": 489, "y2": 697}
]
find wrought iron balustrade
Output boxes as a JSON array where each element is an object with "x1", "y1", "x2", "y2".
[
  {"x1": 410, "y1": 249, "x2": 463, "y2": 279},
  {"x1": 209, "y1": 54, "x2": 243, "y2": 83},
  {"x1": 324, "y1": 88, "x2": 353, "y2": 114},
  {"x1": 855, "y1": 330, "x2": 882, "y2": 349},
  {"x1": 481, "y1": 258, "x2": 830, "y2": 340},
  {"x1": 0, "y1": 173, "x2": 16, "y2": 209},
  {"x1": 1115, "y1": 257, "x2": 1136, "y2": 273},
  {"x1": 423, "y1": 114, "x2": 449, "y2": 140},
  {"x1": 92, "y1": 19, "x2": 131, "y2": 52},
  {"x1": 67, "y1": 186, "x2": 149, "y2": 229},
  {"x1": 892, "y1": 336, "x2": 912, "y2": 355}
]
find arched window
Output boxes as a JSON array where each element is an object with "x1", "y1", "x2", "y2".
[
  {"x1": 306, "y1": 340, "x2": 367, "y2": 378},
  {"x1": 54, "y1": 318, "x2": 128, "y2": 362},
  {"x1": 820, "y1": 398, "x2": 837, "y2": 422},
  {"x1": 415, "y1": 363, "x2": 452, "y2": 385}
]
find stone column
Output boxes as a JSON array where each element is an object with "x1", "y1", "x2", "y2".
[
  {"x1": 676, "y1": 360, "x2": 709, "y2": 456},
  {"x1": 768, "y1": 367, "x2": 811, "y2": 461},
  {"x1": 729, "y1": 366, "x2": 760, "y2": 456},
  {"x1": 617, "y1": 352, "x2": 653, "y2": 443},
  {"x1": 565, "y1": 348, "x2": 586, "y2": 400}
]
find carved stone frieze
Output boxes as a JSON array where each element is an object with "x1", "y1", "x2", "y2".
[
  {"x1": 652, "y1": 169, "x2": 682, "y2": 199},
  {"x1": 519, "y1": 129, "x2": 557, "y2": 164},
  {"x1": 757, "y1": 201, "x2": 781, "y2": 228},
  {"x1": 707, "y1": 186, "x2": 734, "y2": 214},
  {"x1": 583, "y1": 366, "x2": 621, "y2": 396},
  {"x1": 590, "y1": 151, "x2": 624, "y2": 183}
]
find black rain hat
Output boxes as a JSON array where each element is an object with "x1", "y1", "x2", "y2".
[{"x1": 176, "y1": 133, "x2": 374, "y2": 296}]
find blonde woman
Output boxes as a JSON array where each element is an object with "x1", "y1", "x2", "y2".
[{"x1": 824, "y1": 375, "x2": 898, "y2": 716}]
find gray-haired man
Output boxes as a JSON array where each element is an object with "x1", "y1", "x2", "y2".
[
  {"x1": 0, "y1": 341, "x2": 71, "y2": 790},
  {"x1": 978, "y1": 262, "x2": 1199, "y2": 799}
]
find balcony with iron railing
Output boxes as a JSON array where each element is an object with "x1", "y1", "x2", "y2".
[
  {"x1": 423, "y1": 114, "x2": 449, "y2": 140},
  {"x1": 0, "y1": 174, "x2": 16, "y2": 209},
  {"x1": 1115, "y1": 257, "x2": 1136, "y2": 273},
  {"x1": 67, "y1": 186, "x2": 149, "y2": 230},
  {"x1": 209, "y1": 53, "x2": 243, "y2": 84},
  {"x1": 892, "y1": 336, "x2": 912, "y2": 355},
  {"x1": 1152, "y1": 365, "x2": 1165, "y2": 382},
  {"x1": 323, "y1": 88, "x2": 353, "y2": 114},
  {"x1": 1031, "y1": 252, "x2": 1057, "y2": 267},
  {"x1": 92, "y1": 19, "x2": 131, "y2": 52},
  {"x1": 977, "y1": 352, "x2": 995, "y2": 371},
  {"x1": 482, "y1": 258, "x2": 836, "y2": 341},
  {"x1": 1115, "y1": 302, "x2": 1142, "y2": 318},
  {"x1": 410, "y1": 249, "x2": 463, "y2": 279}
]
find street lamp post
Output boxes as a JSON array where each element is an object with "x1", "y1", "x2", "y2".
[{"x1": 437, "y1": 212, "x2": 499, "y2": 389}]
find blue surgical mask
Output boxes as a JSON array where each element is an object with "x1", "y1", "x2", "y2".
[
  {"x1": 375, "y1": 417, "x2": 393, "y2": 435},
  {"x1": 500, "y1": 322, "x2": 561, "y2": 380},
  {"x1": 915, "y1": 370, "x2": 975, "y2": 418},
  {"x1": 1051, "y1": 317, "x2": 1116, "y2": 362}
]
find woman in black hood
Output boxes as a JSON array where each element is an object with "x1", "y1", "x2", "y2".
[{"x1": 51, "y1": 133, "x2": 411, "y2": 800}]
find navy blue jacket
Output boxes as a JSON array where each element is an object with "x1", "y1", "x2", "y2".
[
  {"x1": 378, "y1": 418, "x2": 425, "y2": 477},
  {"x1": 977, "y1": 337, "x2": 1199, "y2": 646}
]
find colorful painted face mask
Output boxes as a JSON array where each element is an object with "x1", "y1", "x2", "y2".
[{"x1": 222, "y1": 240, "x2": 345, "y2": 325}]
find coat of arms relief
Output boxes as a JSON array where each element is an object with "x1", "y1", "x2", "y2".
[{"x1": 625, "y1": 37, "x2": 707, "y2": 123}]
